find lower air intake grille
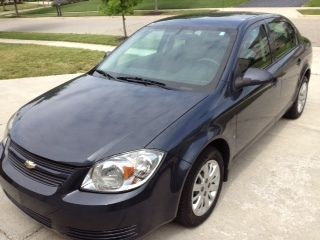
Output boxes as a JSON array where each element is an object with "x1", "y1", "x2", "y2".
[
  {"x1": 65, "y1": 225, "x2": 138, "y2": 240},
  {"x1": 5, "y1": 191, "x2": 52, "y2": 228}
]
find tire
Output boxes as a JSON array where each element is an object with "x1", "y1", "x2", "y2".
[
  {"x1": 284, "y1": 76, "x2": 309, "y2": 119},
  {"x1": 176, "y1": 146, "x2": 224, "y2": 227}
]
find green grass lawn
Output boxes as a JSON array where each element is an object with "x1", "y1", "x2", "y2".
[
  {"x1": 134, "y1": 9, "x2": 218, "y2": 16},
  {"x1": 298, "y1": 9, "x2": 320, "y2": 15},
  {"x1": 297, "y1": 0, "x2": 320, "y2": 15},
  {"x1": 18, "y1": 0, "x2": 247, "y2": 17},
  {"x1": 135, "y1": 0, "x2": 248, "y2": 9},
  {"x1": 307, "y1": 0, "x2": 320, "y2": 7},
  {"x1": 0, "y1": 43, "x2": 104, "y2": 79},
  {"x1": 0, "y1": 2, "x2": 42, "y2": 12},
  {"x1": 19, "y1": 0, "x2": 101, "y2": 16},
  {"x1": 0, "y1": 32, "x2": 123, "y2": 46}
]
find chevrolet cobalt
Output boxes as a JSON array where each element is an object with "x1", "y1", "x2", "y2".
[{"x1": 0, "y1": 12, "x2": 312, "y2": 239}]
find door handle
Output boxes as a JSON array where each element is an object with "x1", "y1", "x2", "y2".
[{"x1": 297, "y1": 58, "x2": 302, "y2": 66}]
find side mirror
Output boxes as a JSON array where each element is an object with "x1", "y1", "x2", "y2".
[
  {"x1": 234, "y1": 68, "x2": 275, "y2": 90},
  {"x1": 104, "y1": 51, "x2": 112, "y2": 58}
]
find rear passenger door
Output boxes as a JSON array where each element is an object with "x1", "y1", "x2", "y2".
[{"x1": 266, "y1": 18, "x2": 302, "y2": 111}]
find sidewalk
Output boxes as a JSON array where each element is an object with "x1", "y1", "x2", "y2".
[
  {"x1": 0, "y1": 38, "x2": 115, "y2": 52},
  {"x1": 219, "y1": 7, "x2": 304, "y2": 18}
]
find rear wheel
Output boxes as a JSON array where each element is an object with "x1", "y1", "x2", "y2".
[
  {"x1": 284, "y1": 76, "x2": 309, "y2": 119},
  {"x1": 176, "y1": 147, "x2": 224, "y2": 227}
]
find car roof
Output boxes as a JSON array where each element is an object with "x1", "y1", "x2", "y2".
[{"x1": 150, "y1": 11, "x2": 279, "y2": 29}]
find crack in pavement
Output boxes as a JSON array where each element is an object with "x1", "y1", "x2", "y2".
[
  {"x1": 0, "y1": 228, "x2": 13, "y2": 240},
  {"x1": 23, "y1": 226, "x2": 43, "y2": 240},
  {"x1": 0, "y1": 226, "x2": 43, "y2": 240}
]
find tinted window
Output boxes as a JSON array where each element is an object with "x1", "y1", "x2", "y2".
[
  {"x1": 239, "y1": 25, "x2": 272, "y2": 74},
  {"x1": 268, "y1": 21, "x2": 297, "y2": 61},
  {"x1": 98, "y1": 26, "x2": 237, "y2": 90}
]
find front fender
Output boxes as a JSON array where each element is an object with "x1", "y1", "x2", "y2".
[
  {"x1": 147, "y1": 90, "x2": 238, "y2": 219},
  {"x1": 147, "y1": 92, "x2": 237, "y2": 184}
]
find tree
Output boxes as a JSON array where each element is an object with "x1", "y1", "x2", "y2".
[
  {"x1": 13, "y1": 0, "x2": 19, "y2": 17},
  {"x1": 100, "y1": 0, "x2": 142, "y2": 38},
  {"x1": 154, "y1": 0, "x2": 158, "y2": 11},
  {"x1": 1, "y1": 0, "x2": 6, "y2": 11}
]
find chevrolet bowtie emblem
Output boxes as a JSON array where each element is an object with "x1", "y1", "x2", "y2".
[{"x1": 24, "y1": 160, "x2": 37, "y2": 170}]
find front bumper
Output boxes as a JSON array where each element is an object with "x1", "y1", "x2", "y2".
[{"x1": 0, "y1": 141, "x2": 191, "y2": 239}]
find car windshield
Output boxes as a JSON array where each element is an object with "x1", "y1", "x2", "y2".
[{"x1": 97, "y1": 25, "x2": 237, "y2": 90}]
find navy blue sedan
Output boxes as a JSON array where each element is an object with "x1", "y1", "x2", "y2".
[{"x1": 0, "y1": 12, "x2": 312, "y2": 239}]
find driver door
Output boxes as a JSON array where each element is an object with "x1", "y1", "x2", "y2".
[{"x1": 235, "y1": 22, "x2": 281, "y2": 153}]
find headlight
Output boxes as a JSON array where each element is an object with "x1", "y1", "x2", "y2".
[
  {"x1": 3, "y1": 112, "x2": 16, "y2": 141},
  {"x1": 81, "y1": 149, "x2": 165, "y2": 193}
]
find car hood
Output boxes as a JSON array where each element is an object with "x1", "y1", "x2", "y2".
[{"x1": 10, "y1": 75, "x2": 206, "y2": 166}]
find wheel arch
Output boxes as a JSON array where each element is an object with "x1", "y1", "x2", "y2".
[
  {"x1": 207, "y1": 138, "x2": 230, "y2": 181},
  {"x1": 295, "y1": 65, "x2": 311, "y2": 100},
  {"x1": 300, "y1": 64, "x2": 311, "y2": 84},
  {"x1": 304, "y1": 68, "x2": 311, "y2": 82},
  {"x1": 174, "y1": 136, "x2": 231, "y2": 222},
  {"x1": 182, "y1": 136, "x2": 231, "y2": 183}
]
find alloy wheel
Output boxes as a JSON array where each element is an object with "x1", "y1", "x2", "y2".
[
  {"x1": 297, "y1": 82, "x2": 308, "y2": 113},
  {"x1": 192, "y1": 160, "x2": 220, "y2": 217}
]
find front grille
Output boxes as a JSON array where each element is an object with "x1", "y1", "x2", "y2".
[
  {"x1": 7, "y1": 140, "x2": 76, "y2": 187},
  {"x1": 5, "y1": 191, "x2": 52, "y2": 227},
  {"x1": 65, "y1": 226, "x2": 138, "y2": 240}
]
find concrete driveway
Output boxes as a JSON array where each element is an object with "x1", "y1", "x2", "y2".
[{"x1": 0, "y1": 51, "x2": 320, "y2": 239}]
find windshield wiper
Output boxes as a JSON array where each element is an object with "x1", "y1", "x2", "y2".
[
  {"x1": 117, "y1": 76, "x2": 170, "y2": 89},
  {"x1": 94, "y1": 71, "x2": 170, "y2": 89},
  {"x1": 94, "y1": 69, "x2": 117, "y2": 81}
]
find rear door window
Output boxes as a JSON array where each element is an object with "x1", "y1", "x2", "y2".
[{"x1": 267, "y1": 20, "x2": 298, "y2": 61}]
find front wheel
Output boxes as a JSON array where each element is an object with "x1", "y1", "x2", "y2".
[
  {"x1": 284, "y1": 76, "x2": 309, "y2": 119},
  {"x1": 176, "y1": 147, "x2": 224, "y2": 227}
]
